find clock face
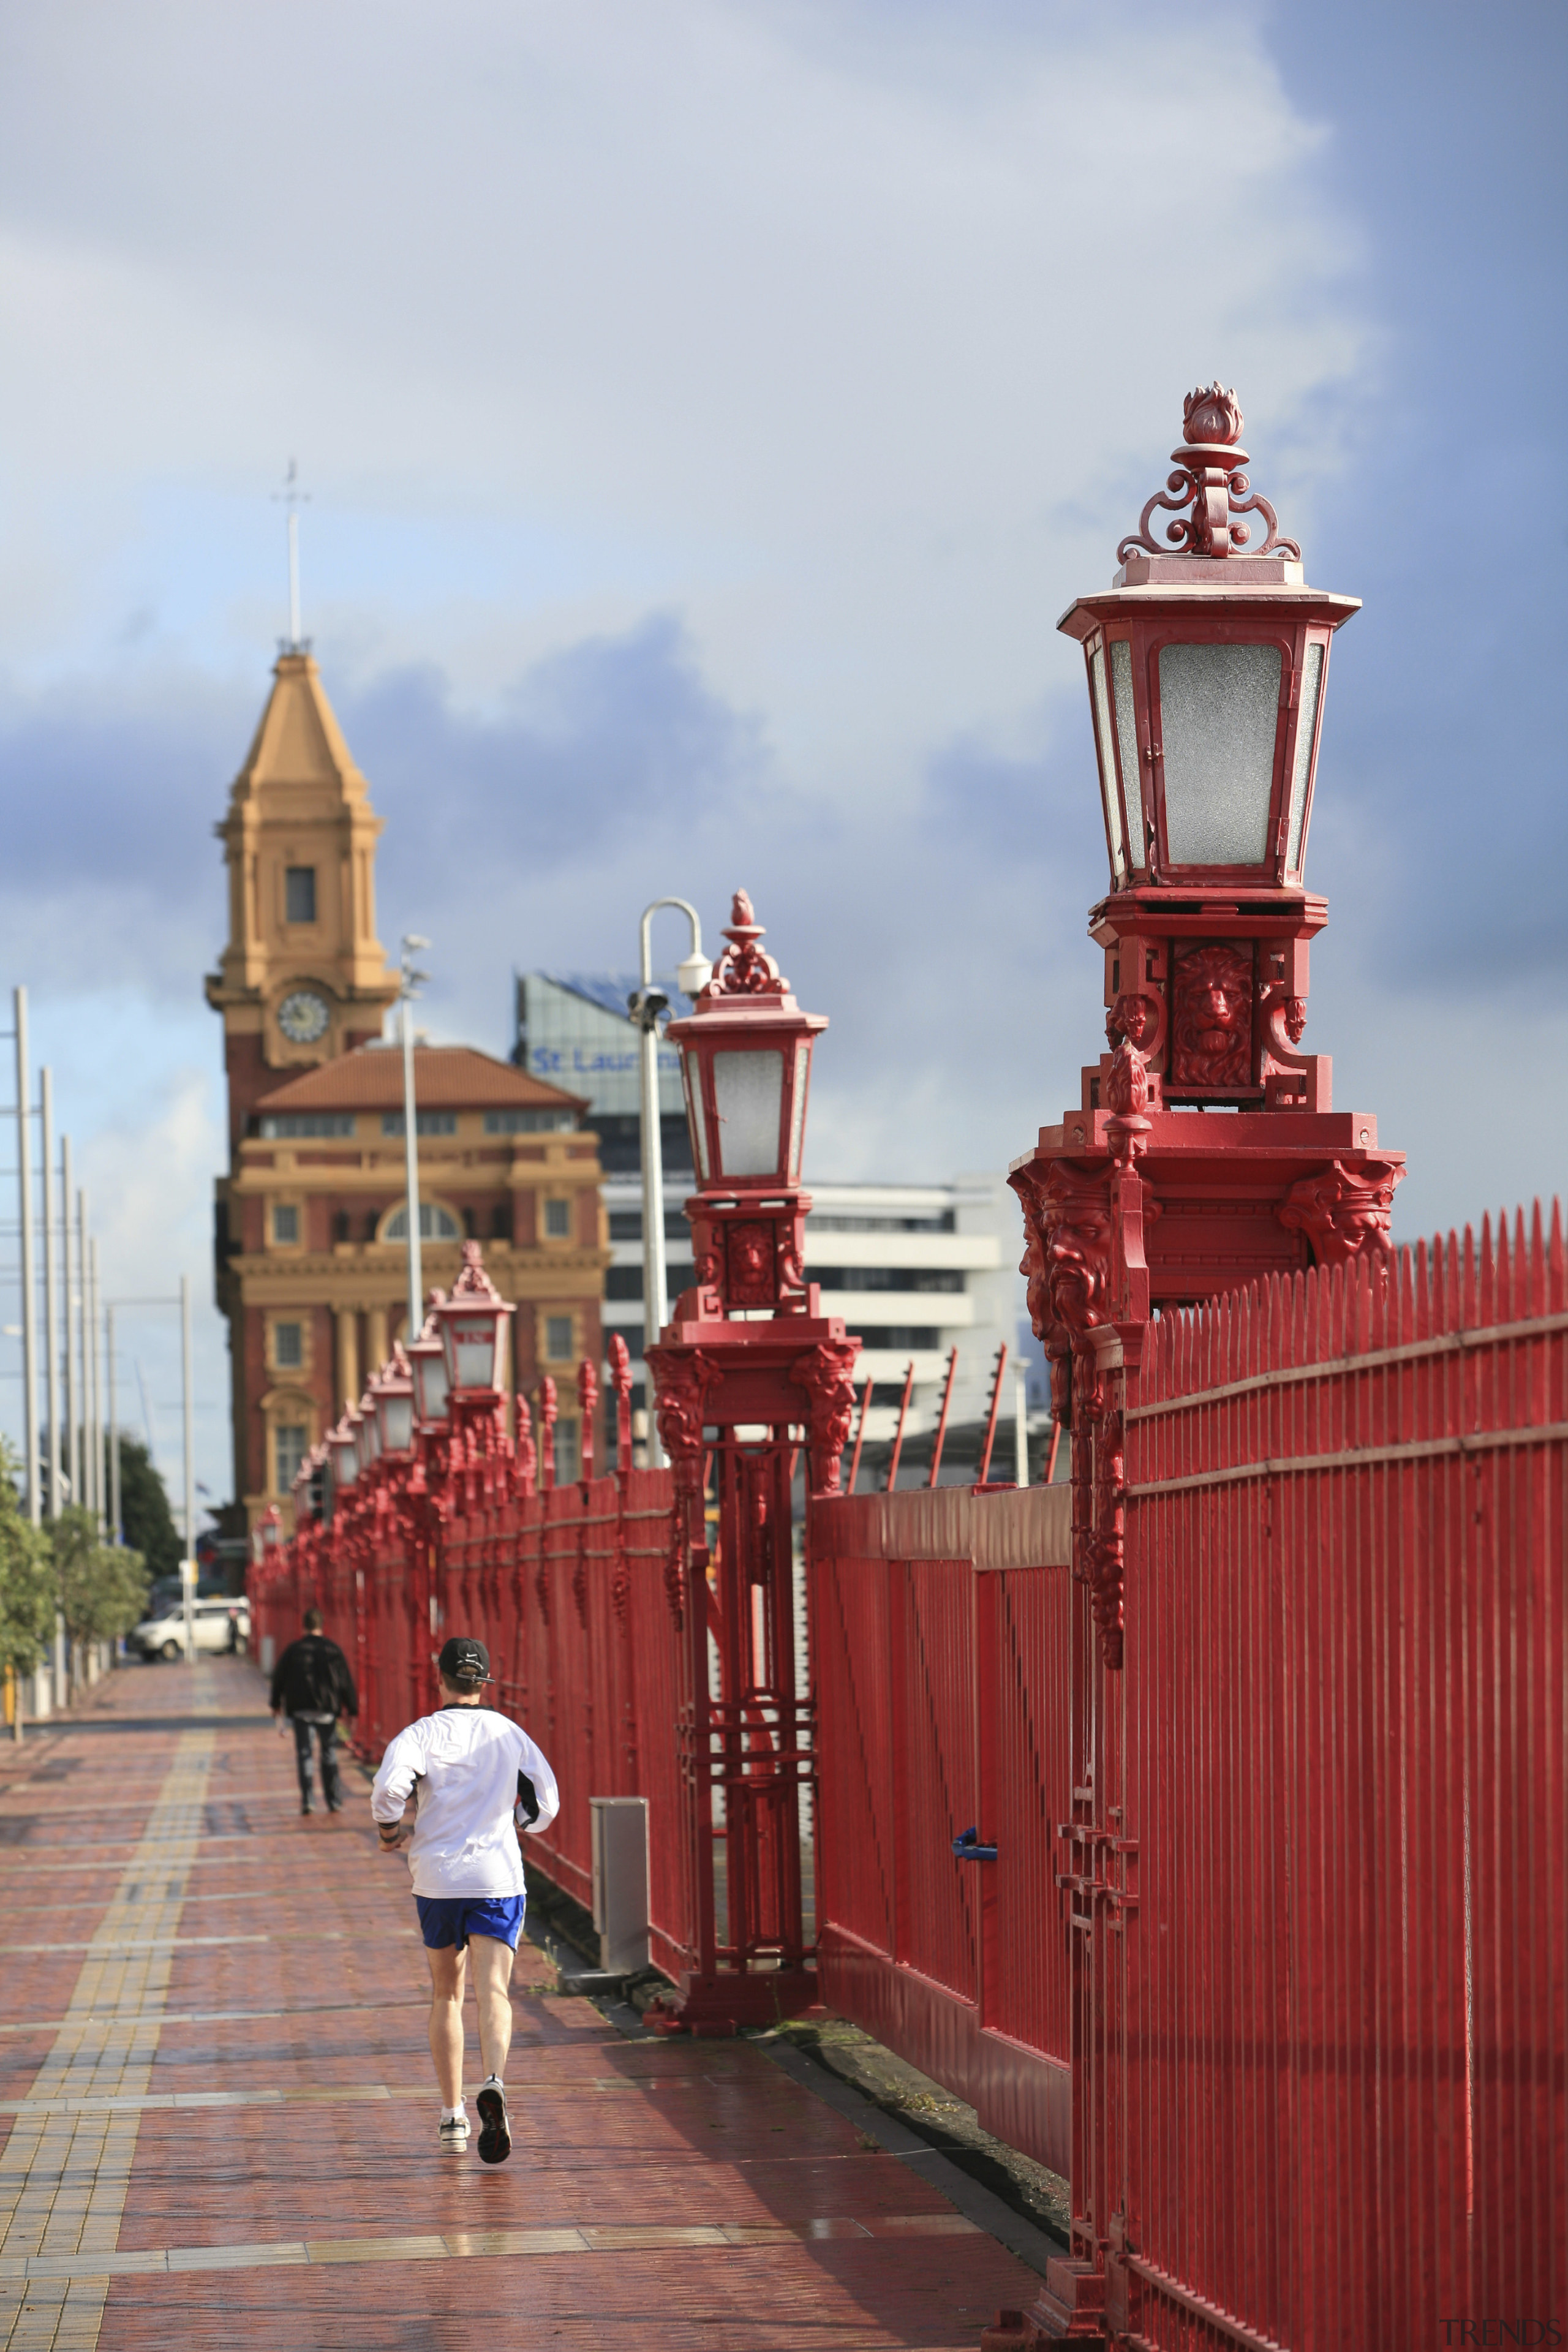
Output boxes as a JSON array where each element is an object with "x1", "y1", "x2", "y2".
[{"x1": 277, "y1": 989, "x2": 330, "y2": 1046}]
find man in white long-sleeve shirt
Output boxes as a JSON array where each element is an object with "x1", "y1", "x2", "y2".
[{"x1": 371, "y1": 1635, "x2": 559, "y2": 2162}]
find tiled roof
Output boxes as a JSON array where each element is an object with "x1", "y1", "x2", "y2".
[{"x1": 252, "y1": 1044, "x2": 587, "y2": 1114}]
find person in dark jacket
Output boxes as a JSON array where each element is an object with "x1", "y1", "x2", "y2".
[{"x1": 269, "y1": 1608, "x2": 358, "y2": 1814}]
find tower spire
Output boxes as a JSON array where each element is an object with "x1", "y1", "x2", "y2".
[{"x1": 273, "y1": 459, "x2": 311, "y2": 650}]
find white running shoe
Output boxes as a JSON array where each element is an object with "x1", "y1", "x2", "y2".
[
  {"x1": 439, "y1": 2114, "x2": 470, "y2": 2155},
  {"x1": 475, "y1": 2078, "x2": 510, "y2": 2165}
]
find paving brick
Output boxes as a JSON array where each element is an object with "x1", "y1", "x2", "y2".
[{"x1": 0, "y1": 1659, "x2": 1039, "y2": 2349}]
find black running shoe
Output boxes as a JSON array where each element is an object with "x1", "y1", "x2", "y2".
[{"x1": 475, "y1": 2078, "x2": 510, "y2": 2165}]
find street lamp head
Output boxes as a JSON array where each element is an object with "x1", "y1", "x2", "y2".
[
  {"x1": 1058, "y1": 385, "x2": 1360, "y2": 896},
  {"x1": 676, "y1": 949, "x2": 713, "y2": 1001},
  {"x1": 666, "y1": 891, "x2": 825, "y2": 1193},
  {"x1": 406, "y1": 1296, "x2": 451, "y2": 1427},
  {"x1": 325, "y1": 1414, "x2": 360, "y2": 1500},
  {"x1": 431, "y1": 1241, "x2": 514, "y2": 1398},
  {"x1": 371, "y1": 1343, "x2": 416, "y2": 1456}
]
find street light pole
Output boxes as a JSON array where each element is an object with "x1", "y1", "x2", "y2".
[
  {"x1": 180, "y1": 1272, "x2": 195, "y2": 1666},
  {"x1": 13, "y1": 989, "x2": 39, "y2": 1528},
  {"x1": 88, "y1": 1237, "x2": 102, "y2": 1528},
  {"x1": 107, "y1": 1302, "x2": 121, "y2": 1543},
  {"x1": 40, "y1": 1070, "x2": 61, "y2": 1521},
  {"x1": 399, "y1": 937, "x2": 431, "y2": 1344},
  {"x1": 628, "y1": 900, "x2": 711, "y2": 1470},
  {"x1": 62, "y1": 1138, "x2": 79, "y2": 1509}
]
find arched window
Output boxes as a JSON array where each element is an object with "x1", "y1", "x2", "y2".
[{"x1": 380, "y1": 1201, "x2": 462, "y2": 1243}]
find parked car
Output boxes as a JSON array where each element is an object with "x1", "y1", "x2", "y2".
[{"x1": 129, "y1": 1596, "x2": 251, "y2": 1660}]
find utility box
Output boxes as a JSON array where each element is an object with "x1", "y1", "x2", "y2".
[{"x1": 589, "y1": 1796, "x2": 649, "y2": 1977}]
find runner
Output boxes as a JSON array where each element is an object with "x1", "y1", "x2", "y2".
[
  {"x1": 268, "y1": 1607, "x2": 358, "y2": 1815},
  {"x1": 371, "y1": 1635, "x2": 559, "y2": 2162}
]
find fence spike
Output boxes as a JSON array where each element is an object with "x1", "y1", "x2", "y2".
[{"x1": 1551, "y1": 1197, "x2": 1565, "y2": 1310}]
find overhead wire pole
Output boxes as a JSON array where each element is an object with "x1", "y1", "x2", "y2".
[
  {"x1": 399, "y1": 937, "x2": 431, "y2": 1344},
  {"x1": 105, "y1": 1294, "x2": 184, "y2": 1542},
  {"x1": 13, "y1": 989, "x2": 39, "y2": 1527},
  {"x1": 180, "y1": 1273, "x2": 195, "y2": 1665},
  {"x1": 62, "y1": 1136, "x2": 79, "y2": 1508},
  {"x1": 628, "y1": 899, "x2": 711, "y2": 1472},
  {"x1": 107, "y1": 1302, "x2": 121, "y2": 1542},
  {"x1": 40, "y1": 1070, "x2": 61, "y2": 1521},
  {"x1": 88, "y1": 1237, "x2": 102, "y2": 1528},
  {"x1": 76, "y1": 1185, "x2": 92, "y2": 1518}
]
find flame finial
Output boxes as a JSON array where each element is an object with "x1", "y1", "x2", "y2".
[
  {"x1": 1117, "y1": 384, "x2": 1300, "y2": 565},
  {"x1": 703, "y1": 889, "x2": 787, "y2": 996}
]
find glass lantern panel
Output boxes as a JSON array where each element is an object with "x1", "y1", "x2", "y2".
[
  {"x1": 682, "y1": 1054, "x2": 710, "y2": 1180},
  {"x1": 712, "y1": 1049, "x2": 785, "y2": 1178},
  {"x1": 1090, "y1": 645, "x2": 1127, "y2": 878},
  {"x1": 1109, "y1": 639, "x2": 1142, "y2": 862},
  {"x1": 413, "y1": 1350, "x2": 450, "y2": 1423},
  {"x1": 450, "y1": 1318, "x2": 498, "y2": 1392},
  {"x1": 1285, "y1": 641, "x2": 1324, "y2": 875},
  {"x1": 1158, "y1": 641, "x2": 1282, "y2": 865},
  {"x1": 786, "y1": 1041, "x2": 809, "y2": 1180},
  {"x1": 380, "y1": 1395, "x2": 413, "y2": 1453}
]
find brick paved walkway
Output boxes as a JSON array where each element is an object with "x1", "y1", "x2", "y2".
[{"x1": 0, "y1": 1658, "x2": 1039, "y2": 2349}]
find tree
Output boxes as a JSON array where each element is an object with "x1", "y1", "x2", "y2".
[
  {"x1": 115, "y1": 1439, "x2": 181, "y2": 1583},
  {"x1": 0, "y1": 1441, "x2": 57, "y2": 1686},
  {"x1": 52, "y1": 1507, "x2": 149, "y2": 1652}
]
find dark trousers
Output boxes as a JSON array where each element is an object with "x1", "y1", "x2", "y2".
[{"x1": 292, "y1": 1715, "x2": 342, "y2": 1809}]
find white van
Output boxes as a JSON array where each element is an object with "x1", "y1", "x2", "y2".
[{"x1": 129, "y1": 1596, "x2": 251, "y2": 1660}]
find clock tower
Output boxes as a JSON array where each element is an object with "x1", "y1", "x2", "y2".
[{"x1": 205, "y1": 649, "x2": 399, "y2": 1152}]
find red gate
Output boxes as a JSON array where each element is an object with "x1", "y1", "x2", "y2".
[{"x1": 810, "y1": 1482, "x2": 1076, "y2": 2173}]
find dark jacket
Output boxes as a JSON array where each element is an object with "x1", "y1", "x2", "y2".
[{"x1": 270, "y1": 1633, "x2": 358, "y2": 1721}]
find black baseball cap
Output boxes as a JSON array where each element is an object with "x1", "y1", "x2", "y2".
[{"x1": 438, "y1": 1636, "x2": 491, "y2": 1687}]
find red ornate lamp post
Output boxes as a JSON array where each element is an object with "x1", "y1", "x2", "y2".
[
  {"x1": 1005, "y1": 388, "x2": 1405, "y2": 2346},
  {"x1": 428, "y1": 1242, "x2": 514, "y2": 1469},
  {"x1": 646, "y1": 891, "x2": 859, "y2": 2030},
  {"x1": 369, "y1": 1344, "x2": 416, "y2": 1460},
  {"x1": 1014, "y1": 383, "x2": 1404, "y2": 1670}
]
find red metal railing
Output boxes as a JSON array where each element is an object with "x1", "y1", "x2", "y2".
[
  {"x1": 1095, "y1": 1205, "x2": 1567, "y2": 2351},
  {"x1": 809, "y1": 1481, "x2": 1076, "y2": 2175},
  {"x1": 814, "y1": 1204, "x2": 1565, "y2": 2349}
]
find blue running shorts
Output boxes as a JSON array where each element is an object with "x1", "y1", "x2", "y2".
[{"x1": 415, "y1": 1894, "x2": 526, "y2": 1951}]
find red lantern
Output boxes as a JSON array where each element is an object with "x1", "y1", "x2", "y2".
[
  {"x1": 406, "y1": 1295, "x2": 450, "y2": 1428},
  {"x1": 1052, "y1": 383, "x2": 1365, "y2": 1112},
  {"x1": 371, "y1": 1344, "x2": 416, "y2": 1457},
  {"x1": 431, "y1": 1242, "x2": 514, "y2": 1398},
  {"x1": 353, "y1": 1389, "x2": 382, "y2": 1479},
  {"x1": 1061, "y1": 383, "x2": 1358, "y2": 896},
  {"x1": 668, "y1": 892, "x2": 823, "y2": 1192}
]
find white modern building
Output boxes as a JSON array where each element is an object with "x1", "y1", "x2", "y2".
[
  {"x1": 601, "y1": 1172, "x2": 1022, "y2": 1451},
  {"x1": 514, "y1": 971, "x2": 1031, "y2": 1464}
]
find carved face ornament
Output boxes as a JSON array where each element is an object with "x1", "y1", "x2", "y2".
[
  {"x1": 1043, "y1": 1194, "x2": 1111, "y2": 1336},
  {"x1": 1173, "y1": 943, "x2": 1253, "y2": 1087}
]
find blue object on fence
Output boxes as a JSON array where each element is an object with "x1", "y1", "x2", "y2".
[{"x1": 951, "y1": 1825, "x2": 998, "y2": 1862}]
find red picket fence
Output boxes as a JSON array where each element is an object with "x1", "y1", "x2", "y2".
[
  {"x1": 809, "y1": 1481, "x2": 1076, "y2": 2176},
  {"x1": 1097, "y1": 1205, "x2": 1567, "y2": 2352},
  {"x1": 250, "y1": 1452, "x2": 704, "y2": 1981},
  {"x1": 437, "y1": 1469, "x2": 697, "y2": 1981},
  {"x1": 813, "y1": 1202, "x2": 1565, "y2": 2349}
]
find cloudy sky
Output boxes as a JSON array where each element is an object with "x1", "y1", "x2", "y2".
[{"x1": 1, "y1": 1, "x2": 1562, "y2": 1510}]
